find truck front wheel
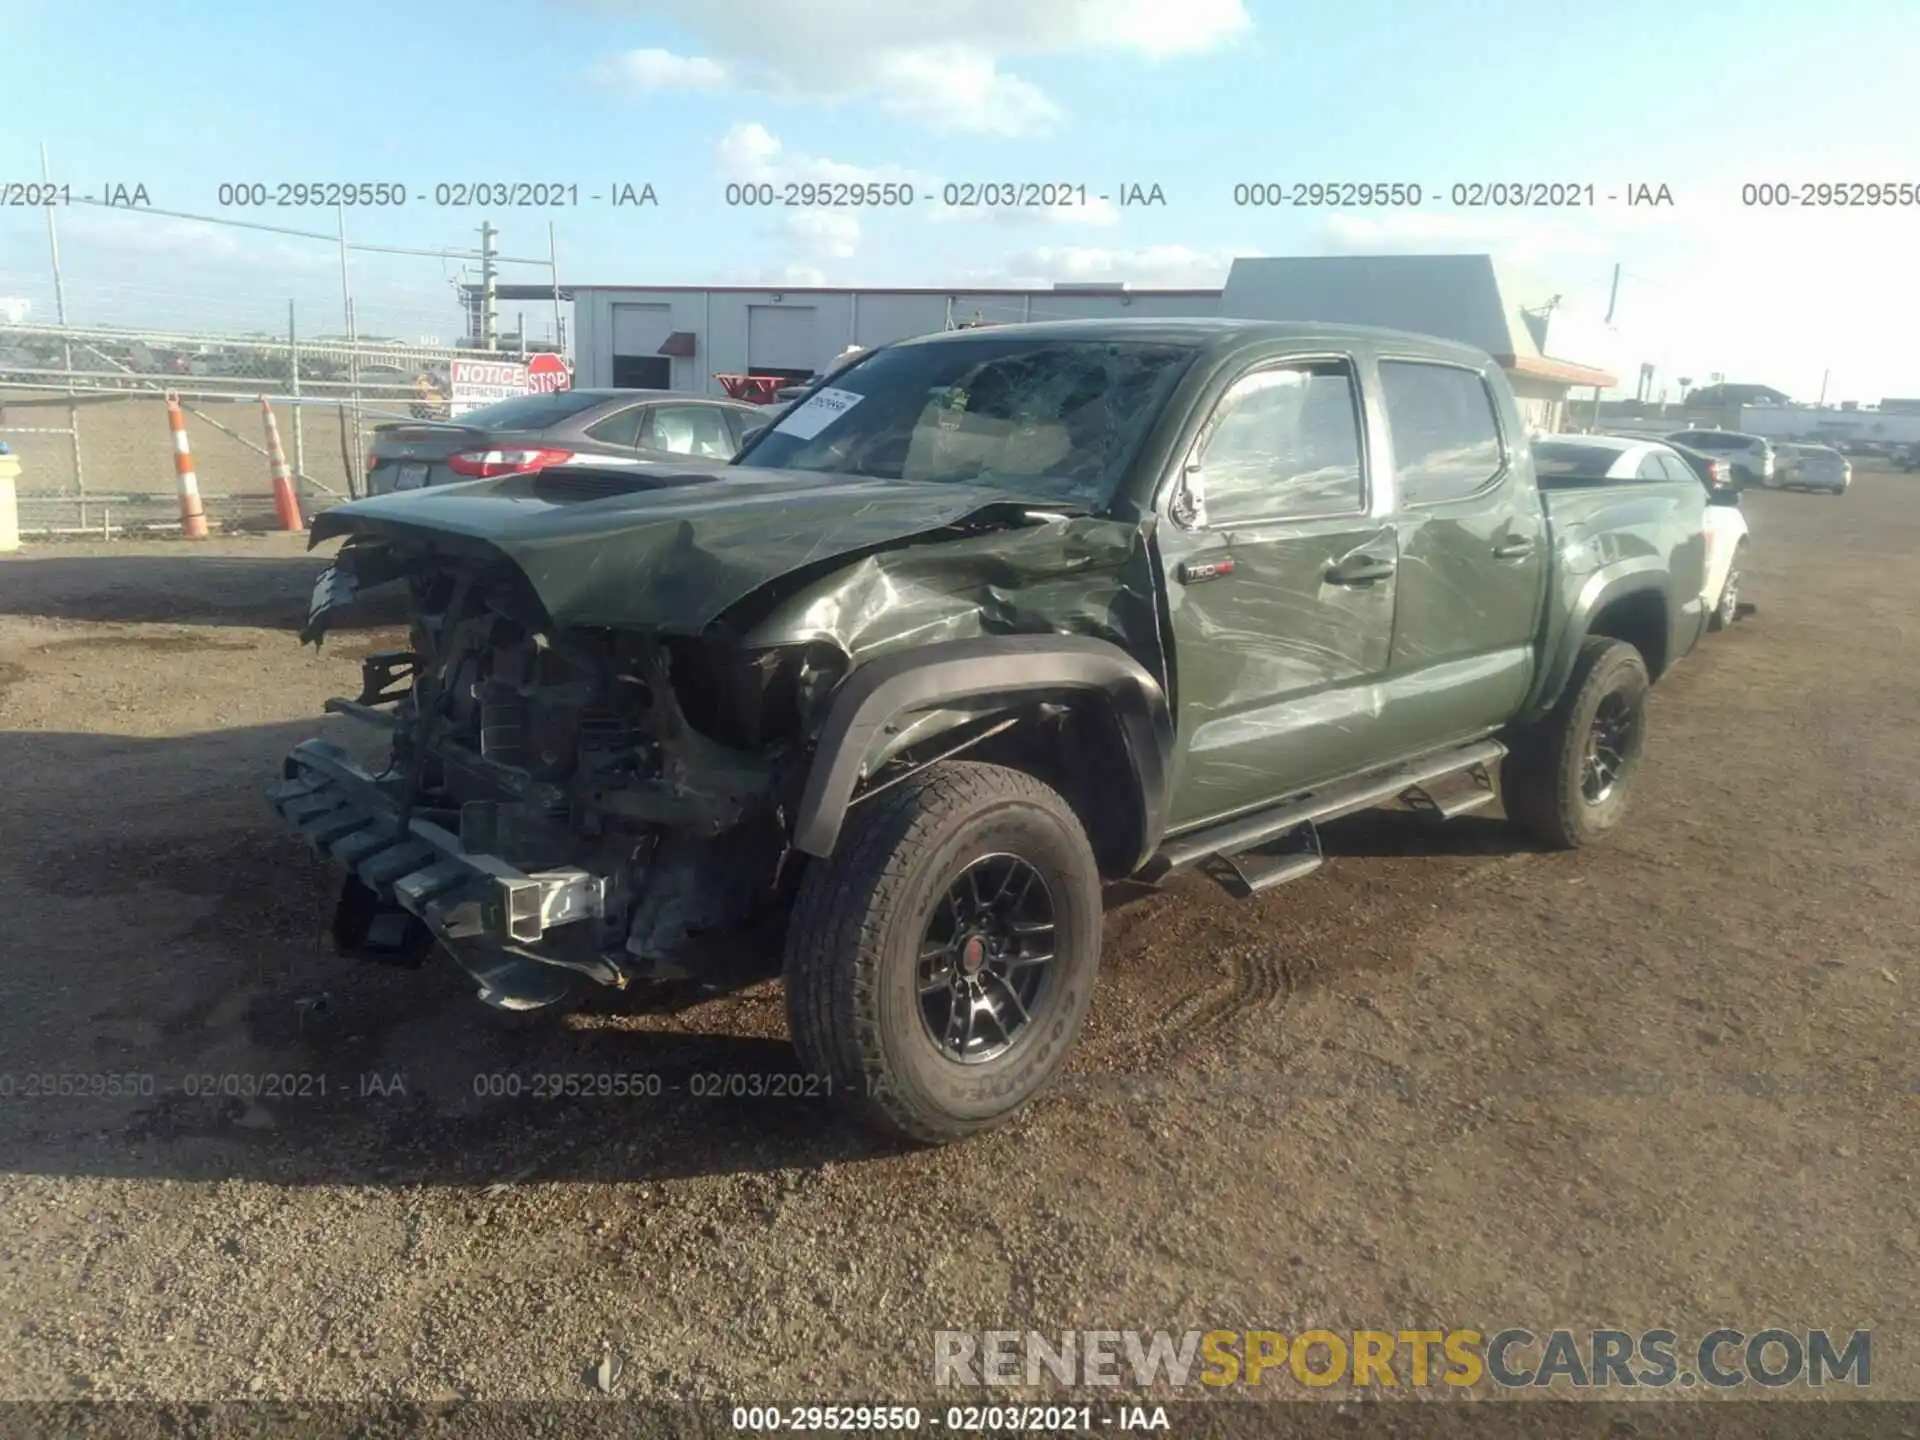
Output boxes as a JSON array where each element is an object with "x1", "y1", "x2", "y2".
[
  {"x1": 1502, "y1": 637, "x2": 1651, "y2": 848},
  {"x1": 785, "y1": 761, "x2": 1103, "y2": 1145}
]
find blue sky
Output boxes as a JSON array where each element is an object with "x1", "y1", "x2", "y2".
[{"x1": 3, "y1": 0, "x2": 1918, "y2": 398}]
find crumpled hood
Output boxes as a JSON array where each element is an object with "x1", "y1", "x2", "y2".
[{"x1": 309, "y1": 465, "x2": 1036, "y2": 634}]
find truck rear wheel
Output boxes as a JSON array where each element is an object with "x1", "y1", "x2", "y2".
[
  {"x1": 785, "y1": 761, "x2": 1103, "y2": 1145},
  {"x1": 1502, "y1": 637, "x2": 1650, "y2": 849}
]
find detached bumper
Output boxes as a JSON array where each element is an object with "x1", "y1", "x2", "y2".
[{"x1": 268, "y1": 738, "x2": 607, "y2": 949}]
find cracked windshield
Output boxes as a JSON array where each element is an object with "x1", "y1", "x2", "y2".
[{"x1": 737, "y1": 338, "x2": 1197, "y2": 507}]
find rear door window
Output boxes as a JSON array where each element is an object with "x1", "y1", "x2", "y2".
[
  {"x1": 1380, "y1": 361, "x2": 1506, "y2": 505},
  {"x1": 644, "y1": 404, "x2": 739, "y2": 459},
  {"x1": 1654, "y1": 453, "x2": 1699, "y2": 486}
]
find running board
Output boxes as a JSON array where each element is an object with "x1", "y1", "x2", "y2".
[
  {"x1": 1199, "y1": 821, "x2": 1324, "y2": 898},
  {"x1": 1155, "y1": 738, "x2": 1509, "y2": 875},
  {"x1": 1400, "y1": 760, "x2": 1498, "y2": 820}
]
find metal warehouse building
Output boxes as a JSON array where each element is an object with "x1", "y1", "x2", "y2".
[{"x1": 550, "y1": 253, "x2": 1615, "y2": 429}]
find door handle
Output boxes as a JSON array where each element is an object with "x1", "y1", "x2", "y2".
[
  {"x1": 1492, "y1": 536, "x2": 1535, "y2": 560},
  {"x1": 1324, "y1": 554, "x2": 1396, "y2": 587}
]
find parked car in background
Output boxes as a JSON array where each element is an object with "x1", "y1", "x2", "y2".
[
  {"x1": 1774, "y1": 443, "x2": 1850, "y2": 493},
  {"x1": 1665, "y1": 428, "x2": 1776, "y2": 489},
  {"x1": 1540, "y1": 434, "x2": 1747, "y2": 632},
  {"x1": 363, "y1": 388, "x2": 764, "y2": 495},
  {"x1": 1665, "y1": 439, "x2": 1733, "y2": 492}
]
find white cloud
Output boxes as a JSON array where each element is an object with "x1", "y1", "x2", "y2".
[
  {"x1": 589, "y1": 0, "x2": 1251, "y2": 134},
  {"x1": 596, "y1": 46, "x2": 729, "y2": 90},
  {"x1": 784, "y1": 211, "x2": 861, "y2": 260},
  {"x1": 863, "y1": 48, "x2": 1060, "y2": 137},
  {"x1": 978, "y1": 243, "x2": 1238, "y2": 290},
  {"x1": 717, "y1": 262, "x2": 831, "y2": 288},
  {"x1": 715, "y1": 122, "x2": 930, "y2": 189}
]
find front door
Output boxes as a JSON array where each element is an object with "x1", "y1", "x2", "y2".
[{"x1": 1156, "y1": 356, "x2": 1400, "y2": 832}]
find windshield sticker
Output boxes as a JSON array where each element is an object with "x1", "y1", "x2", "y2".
[{"x1": 775, "y1": 387, "x2": 865, "y2": 441}]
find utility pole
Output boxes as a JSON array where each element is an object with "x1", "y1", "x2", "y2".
[
  {"x1": 1817, "y1": 369, "x2": 1830, "y2": 406},
  {"x1": 40, "y1": 143, "x2": 85, "y2": 516},
  {"x1": 479, "y1": 222, "x2": 499, "y2": 352},
  {"x1": 548, "y1": 220, "x2": 564, "y2": 356},
  {"x1": 1603, "y1": 263, "x2": 1622, "y2": 325}
]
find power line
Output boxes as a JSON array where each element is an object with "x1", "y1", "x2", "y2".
[{"x1": 60, "y1": 197, "x2": 551, "y2": 264}]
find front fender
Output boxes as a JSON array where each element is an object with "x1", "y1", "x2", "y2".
[{"x1": 791, "y1": 634, "x2": 1174, "y2": 871}]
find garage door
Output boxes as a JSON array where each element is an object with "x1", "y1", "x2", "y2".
[
  {"x1": 612, "y1": 304, "x2": 672, "y2": 355},
  {"x1": 747, "y1": 305, "x2": 819, "y2": 374}
]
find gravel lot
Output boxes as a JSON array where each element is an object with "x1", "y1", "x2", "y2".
[{"x1": 0, "y1": 474, "x2": 1914, "y2": 1413}]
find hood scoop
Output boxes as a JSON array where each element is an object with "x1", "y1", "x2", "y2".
[{"x1": 523, "y1": 467, "x2": 722, "y2": 503}]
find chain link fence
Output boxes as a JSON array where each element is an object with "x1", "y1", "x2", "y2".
[
  {"x1": 0, "y1": 322, "x2": 548, "y2": 536},
  {"x1": 0, "y1": 185, "x2": 565, "y2": 537}
]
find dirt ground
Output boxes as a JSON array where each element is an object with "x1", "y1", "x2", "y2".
[{"x1": 0, "y1": 474, "x2": 1914, "y2": 1414}]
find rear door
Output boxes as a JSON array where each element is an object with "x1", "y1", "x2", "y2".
[
  {"x1": 1155, "y1": 353, "x2": 1401, "y2": 831},
  {"x1": 1379, "y1": 357, "x2": 1549, "y2": 746}
]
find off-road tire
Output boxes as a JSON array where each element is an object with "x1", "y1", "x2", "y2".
[
  {"x1": 1708, "y1": 539, "x2": 1747, "y2": 631},
  {"x1": 784, "y1": 761, "x2": 1102, "y2": 1145},
  {"x1": 1502, "y1": 637, "x2": 1650, "y2": 849}
]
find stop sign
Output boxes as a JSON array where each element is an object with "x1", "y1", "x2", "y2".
[{"x1": 526, "y1": 353, "x2": 571, "y2": 393}]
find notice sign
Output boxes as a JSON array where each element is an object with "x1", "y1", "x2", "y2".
[
  {"x1": 449, "y1": 357, "x2": 529, "y2": 417},
  {"x1": 774, "y1": 386, "x2": 864, "y2": 441}
]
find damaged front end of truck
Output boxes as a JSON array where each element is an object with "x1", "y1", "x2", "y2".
[{"x1": 269, "y1": 470, "x2": 1161, "y2": 1012}]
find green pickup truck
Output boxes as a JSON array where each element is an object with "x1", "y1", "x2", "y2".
[{"x1": 278, "y1": 318, "x2": 1708, "y2": 1143}]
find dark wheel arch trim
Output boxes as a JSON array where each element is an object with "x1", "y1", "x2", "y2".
[
  {"x1": 791, "y1": 635, "x2": 1175, "y2": 871},
  {"x1": 1527, "y1": 563, "x2": 1680, "y2": 721}
]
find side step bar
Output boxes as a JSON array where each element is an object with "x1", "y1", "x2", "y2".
[
  {"x1": 1155, "y1": 738, "x2": 1508, "y2": 896},
  {"x1": 1199, "y1": 821, "x2": 1325, "y2": 899},
  {"x1": 1400, "y1": 759, "x2": 1499, "y2": 820}
]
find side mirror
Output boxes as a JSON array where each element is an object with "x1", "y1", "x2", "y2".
[{"x1": 1170, "y1": 463, "x2": 1209, "y2": 529}]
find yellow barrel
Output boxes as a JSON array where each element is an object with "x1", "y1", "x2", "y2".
[{"x1": 0, "y1": 447, "x2": 21, "y2": 553}]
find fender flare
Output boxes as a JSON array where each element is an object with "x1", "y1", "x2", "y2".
[
  {"x1": 1530, "y1": 561, "x2": 1670, "y2": 716},
  {"x1": 790, "y1": 634, "x2": 1175, "y2": 871}
]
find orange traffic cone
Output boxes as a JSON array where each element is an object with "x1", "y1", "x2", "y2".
[
  {"x1": 260, "y1": 396, "x2": 303, "y2": 532},
  {"x1": 164, "y1": 394, "x2": 209, "y2": 540}
]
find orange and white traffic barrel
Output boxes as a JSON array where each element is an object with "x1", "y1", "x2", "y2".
[
  {"x1": 164, "y1": 393, "x2": 209, "y2": 540},
  {"x1": 260, "y1": 396, "x2": 303, "y2": 532}
]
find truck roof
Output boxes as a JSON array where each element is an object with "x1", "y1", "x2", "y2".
[{"x1": 891, "y1": 316, "x2": 1497, "y2": 368}]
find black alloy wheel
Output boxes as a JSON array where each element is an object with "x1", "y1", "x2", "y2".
[
  {"x1": 916, "y1": 853, "x2": 1057, "y2": 1064},
  {"x1": 1581, "y1": 690, "x2": 1641, "y2": 805}
]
